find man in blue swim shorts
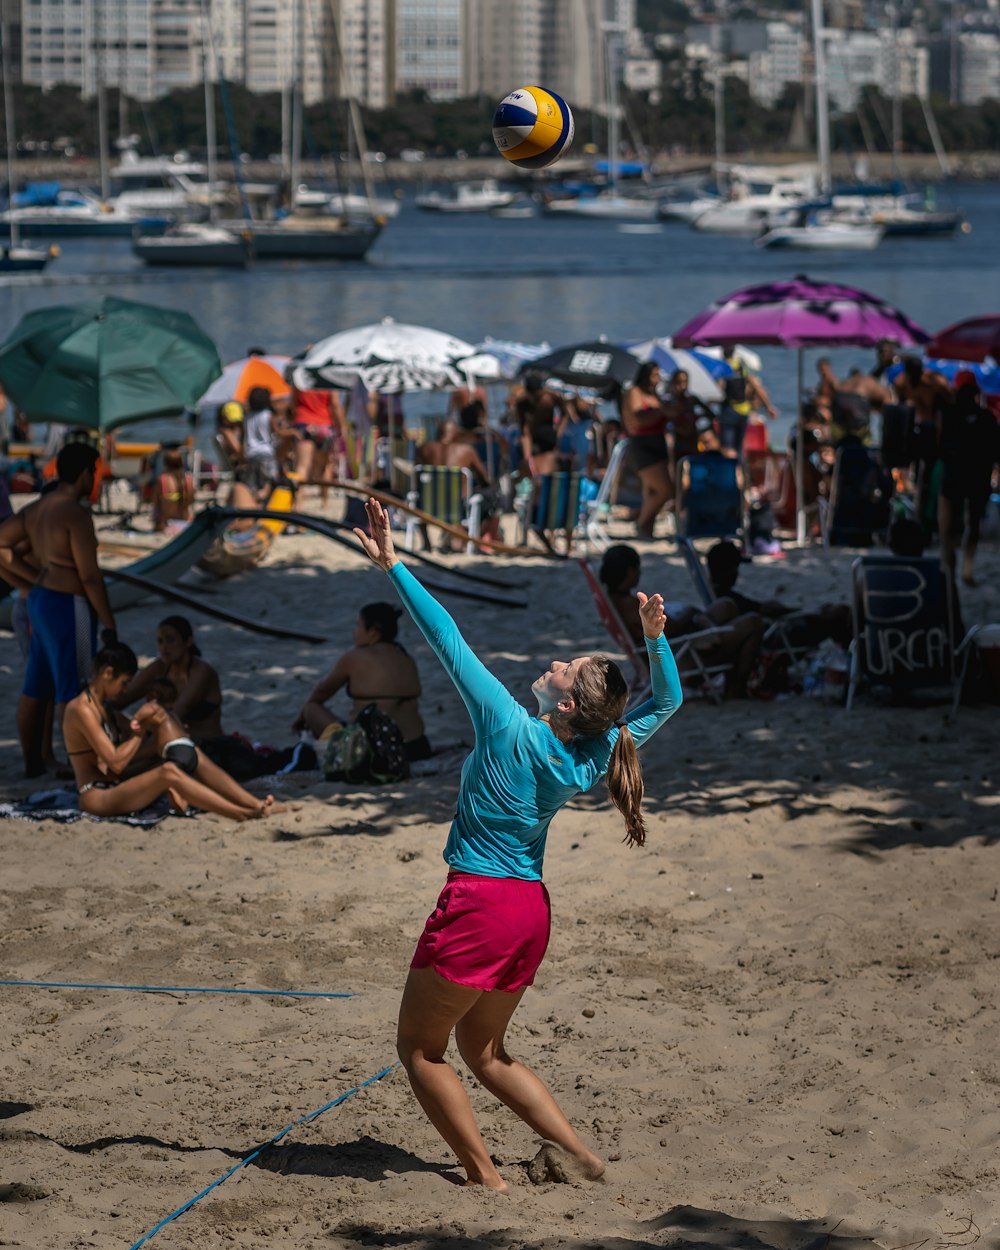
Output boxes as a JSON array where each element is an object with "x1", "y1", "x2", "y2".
[{"x1": 0, "y1": 443, "x2": 117, "y2": 777}]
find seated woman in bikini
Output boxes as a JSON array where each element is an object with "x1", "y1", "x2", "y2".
[
  {"x1": 118, "y1": 614, "x2": 223, "y2": 742},
  {"x1": 292, "y1": 601, "x2": 432, "y2": 761},
  {"x1": 64, "y1": 642, "x2": 282, "y2": 820}
]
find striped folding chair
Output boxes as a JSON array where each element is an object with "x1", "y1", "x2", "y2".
[
  {"x1": 518, "y1": 472, "x2": 583, "y2": 554},
  {"x1": 405, "y1": 465, "x2": 482, "y2": 554}
]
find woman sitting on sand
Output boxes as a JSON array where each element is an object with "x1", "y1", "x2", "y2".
[
  {"x1": 64, "y1": 642, "x2": 280, "y2": 821},
  {"x1": 599, "y1": 544, "x2": 765, "y2": 699},
  {"x1": 119, "y1": 615, "x2": 223, "y2": 742},
  {"x1": 292, "y1": 602, "x2": 432, "y2": 761}
]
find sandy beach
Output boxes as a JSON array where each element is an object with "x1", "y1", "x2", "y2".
[{"x1": 1, "y1": 504, "x2": 998, "y2": 1250}]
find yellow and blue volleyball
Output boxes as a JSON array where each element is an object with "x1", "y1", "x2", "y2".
[{"x1": 492, "y1": 85, "x2": 574, "y2": 170}]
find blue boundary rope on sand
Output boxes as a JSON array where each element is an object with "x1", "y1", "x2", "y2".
[
  {"x1": 0, "y1": 979, "x2": 353, "y2": 998},
  {"x1": 127, "y1": 1062, "x2": 399, "y2": 1250}
]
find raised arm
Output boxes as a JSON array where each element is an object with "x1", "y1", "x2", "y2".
[
  {"x1": 620, "y1": 591, "x2": 683, "y2": 748},
  {"x1": 354, "y1": 499, "x2": 520, "y2": 736}
]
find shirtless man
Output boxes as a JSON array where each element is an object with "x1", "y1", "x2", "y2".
[
  {"x1": 893, "y1": 356, "x2": 954, "y2": 521},
  {"x1": 0, "y1": 442, "x2": 115, "y2": 777},
  {"x1": 815, "y1": 359, "x2": 890, "y2": 445}
]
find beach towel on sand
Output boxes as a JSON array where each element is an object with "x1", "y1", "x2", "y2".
[{"x1": 0, "y1": 788, "x2": 179, "y2": 826}]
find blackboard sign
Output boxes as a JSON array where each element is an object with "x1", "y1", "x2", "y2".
[{"x1": 854, "y1": 556, "x2": 955, "y2": 692}]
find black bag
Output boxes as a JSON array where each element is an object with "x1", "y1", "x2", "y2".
[{"x1": 356, "y1": 703, "x2": 409, "y2": 783}]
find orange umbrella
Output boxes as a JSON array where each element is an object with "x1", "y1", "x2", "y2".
[{"x1": 197, "y1": 354, "x2": 291, "y2": 411}]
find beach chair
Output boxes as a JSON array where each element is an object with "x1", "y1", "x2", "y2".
[
  {"x1": 517, "y1": 472, "x2": 583, "y2": 554},
  {"x1": 404, "y1": 465, "x2": 482, "y2": 555},
  {"x1": 584, "y1": 438, "x2": 630, "y2": 551},
  {"x1": 824, "y1": 443, "x2": 893, "y2": 548},
  {"x1": 846, "y1": 556, "x2": 977, "y2": 714},
  {"x1": 675, "y1": 453, "x2": 743, "y2": 543},
  {"x1": 578, "y1": 559, "x2": 651, "y2": 709},
  {"x1": 578, "y1": 559, "x2": 735, "y2": 706}
]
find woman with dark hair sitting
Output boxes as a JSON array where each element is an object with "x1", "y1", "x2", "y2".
[
  {"x1": 293, "y1": 601, "x2": 432, "y2": 761},
  {"x1": 64, "y1": 643, "x2": 281, "y2": 820},
  {"x1": 119, "y1": 615, "x2": 223, "y2": 742}
]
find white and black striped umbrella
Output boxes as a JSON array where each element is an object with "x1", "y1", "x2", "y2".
[{"x1": 291, "y1": 318, "x2": 500, "y2": 393}]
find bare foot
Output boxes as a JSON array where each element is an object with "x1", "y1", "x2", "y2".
[
  {"x1": 527, "y1": 1141, "x2": 605, "y2": 1185},
  {"x1": 462, "y1": 1175, "x2": 509, "y2": 1194}
]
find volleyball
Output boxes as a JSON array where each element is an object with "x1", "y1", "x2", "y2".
[{"x1": 492, "y1": 86, "x2": 575, "y2": 170}]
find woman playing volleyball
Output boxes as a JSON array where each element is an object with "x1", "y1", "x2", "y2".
[{"x1": 354, "y1": 499, "x2": 683, "y2": 1191}]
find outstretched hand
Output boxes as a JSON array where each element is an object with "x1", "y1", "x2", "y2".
[
  {"x1": 353, "y1": 498, "x2": 398, "y2": 572},
  {"x1": 636, "y1": 591, "x2": 666, "y2": 640}
]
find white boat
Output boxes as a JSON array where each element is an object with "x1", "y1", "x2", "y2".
[
  {"x1": 755, "y1": 220, "x2": 884, "y2": 250},
  {"x1": 415, "y1": 179, "x2": 516, "y2": 213},
  {"x1": 0, "y1": 188, "x2": 166, "y2": 237},
  {"x1": 132, "y1": 222, "x2": 249, "y2": 266},
  {"x1": 294, "y1": 184, "x2": 400, "y2": 219},
  {"x1": 543, "y1": 192, "x2": 659, "y2": 222},
  {"x1": 1, "y1": 22, "x2": 58, "y2": 272},
  {"x1": 110, "y1": 146, "x2": 216, "y2": 219},
  {"x1": 830, "y1": 193, "x2": 964, "y2": 237},
  {"x1": 689, "y1": 163, "x2": 819, "y2": 235},
  {"x1": 659, "y1": 195, "x2": 721, "y2": 223},
  {"x1": 491, "y1": 195, "x2": 536, "y2": 219}
]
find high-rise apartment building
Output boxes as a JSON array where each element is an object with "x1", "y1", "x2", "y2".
[
  {"x1": 332, "y1": 0, "x2": 394, "y2": 108},
  {"x1": 14, "y1": 0, "x2": 640, "y2": 107}
]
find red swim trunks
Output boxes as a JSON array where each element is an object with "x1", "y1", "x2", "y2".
[{"x1": 411, "y1": 872, "x2": 551, "y2": 993}]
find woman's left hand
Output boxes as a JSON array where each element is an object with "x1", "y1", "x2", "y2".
[
  {"x1": 353, "y1": 499, "x2": 398, "y2": 572},
  {"x1": 637, "y1": 591, "x2": 666, "y2": 640}
]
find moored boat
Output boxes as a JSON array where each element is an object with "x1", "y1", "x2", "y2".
[{"x1": 132, "y1": 222, "x2": 249, "y2": 267}]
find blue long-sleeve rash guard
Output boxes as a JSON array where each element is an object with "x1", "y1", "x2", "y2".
[{"x1": 388, "y1": 563, "x2": 683, "y2": 881}]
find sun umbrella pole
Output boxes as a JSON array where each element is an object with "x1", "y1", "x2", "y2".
[{"x1": 795, "y1": 348, "x2": 809, "y2": 546}]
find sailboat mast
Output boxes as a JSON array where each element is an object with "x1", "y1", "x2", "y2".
[
  {"x1": 96, "y1": 0, "x2": 111, "y2": 201},
  {"x1": 203, "y1": 14, "x2": 217, "y2": 222},
  {"x1": 1, "y1": 19, "x2": 19, "y2": 248},
  {"x1": 289, "y1": 0, "x2": 303, "y2": 207},
  {"x1": 810, "y1": 0, "x2": 832, "y2": 194},
  {"x1": 890, "y1": 2, "x2": 901, "y2": 183},
  {"x1": 602, "y1": 22, "x2": 622, "y2": 195}
]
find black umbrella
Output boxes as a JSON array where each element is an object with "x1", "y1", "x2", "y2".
[{"x1": 518, "y1": 339, "x2": 639, "y2": 397}]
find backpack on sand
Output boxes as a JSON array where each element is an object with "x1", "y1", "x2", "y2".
[{"x1": 323, "y1": 704, "x2": 410, "y2": 784}]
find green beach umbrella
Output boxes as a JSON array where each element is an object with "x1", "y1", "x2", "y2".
[{"x1": 0, "y1": 296, "x2": 223, "y2": 431}]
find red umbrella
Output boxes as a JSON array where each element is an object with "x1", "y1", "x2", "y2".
[{"x1": 925, "y1": 315, "x2": 1000, "y2": 364}]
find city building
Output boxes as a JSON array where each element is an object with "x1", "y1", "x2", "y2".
[{"x1": 825, "y1": 28, "x2": 929, "y2": 111}]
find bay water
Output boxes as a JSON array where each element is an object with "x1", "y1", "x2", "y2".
[{"x1": 2, "y1": 180, "x2": 997, "y2": 453}]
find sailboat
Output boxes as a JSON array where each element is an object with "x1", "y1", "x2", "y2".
[
  {"x1": 1, "y1": 19, "x2": 57, "y2": 272},
  {"x1": 220, "y1": 0, "x2": 383, "y2": 261},
  {"x1": 132, "y1": 15, "x2": 248, "y2": 267},
  {"x1": 543, "y1": 24, "x2": 658, "y2": 222}
]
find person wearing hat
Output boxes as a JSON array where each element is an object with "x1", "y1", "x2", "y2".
[
  {"x1": 938, "y1": 370, "x2": 1000, "y2": 589},
  {"x1": 216, "y1": 401, "x2": 245, "y2": 474}
]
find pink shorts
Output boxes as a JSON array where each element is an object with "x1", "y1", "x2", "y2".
[{"x1": 411, "y1": 872, "x2": 551, "y2": 993}]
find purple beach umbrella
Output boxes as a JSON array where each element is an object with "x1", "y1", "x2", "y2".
[
  {"x1": 673, "y1": 276, "x2": 929, "y2": 543},
  {"x1": 672, "y1": 275, "x2": 929, "y2": 351}
]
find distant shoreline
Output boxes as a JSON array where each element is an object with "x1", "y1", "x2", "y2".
[{"x1": 10, "y1": 150, "x2": 1000, "y2": 186}]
